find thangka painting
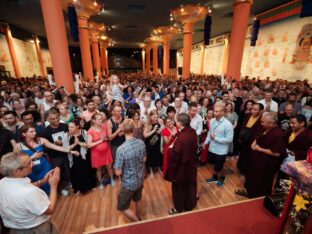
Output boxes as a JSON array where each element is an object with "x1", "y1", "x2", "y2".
[
  {"x1": 0, "y1": 34, "x2": 14, "y2": 75},
  {"x1": 244, "y1": 17, "x2": 312, "y2": 81}
]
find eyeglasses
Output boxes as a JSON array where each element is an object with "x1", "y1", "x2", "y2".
[{"x1": 19, "y1": 160, "x2": 32, "y2": 170}]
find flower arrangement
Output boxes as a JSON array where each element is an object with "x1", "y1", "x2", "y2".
[{"x1": 289, "y1": 194, "x2": 312, "y2": 233}]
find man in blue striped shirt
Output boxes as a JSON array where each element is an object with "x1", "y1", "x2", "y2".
[{"x1": 203, "y1": 103, "x2": 234, "y2": 187}]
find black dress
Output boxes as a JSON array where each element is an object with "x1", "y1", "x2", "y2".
[
  {"x1": 145, "y1": 124, "x2": 163, "y2": 168},
  {"x1": 69, "y1": 134, "x2": 96, "y2": 193}
]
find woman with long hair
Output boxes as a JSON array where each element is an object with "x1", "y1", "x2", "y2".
[
  {"x1": 68, "y1": 118, "x2": 96, "y2": 194},
  {"x1": 154, "y1": 99, "x2": 166, "y2": 120},
  {"x1": 143, "y1": 110, "x2": 163, "y2": 177},
  {"x1": 87, "y1": 112, "x2": 114, "y2": 189},
  {"x1": 14, "y1": 125, "x2": 79, "y2": 193},
  {"x1": 128, "y1": 109, "x2": 144, "y2": 140},
  {"x1": 161, "y1": 117, "x2": 178, "y2": 176}
]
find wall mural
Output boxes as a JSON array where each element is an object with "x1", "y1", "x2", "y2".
[
  {"x1": 0, "y1": 34, "x2": 14, "y2": 75},
  {"x1": 0, "y1": 34, "x2": 52, "y2": 77},
  {"x1": 179, "y1": 16, "x2": 311, "y2": 81}
]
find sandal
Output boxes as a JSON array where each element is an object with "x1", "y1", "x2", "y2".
[
  {"x1": 168, "y1": 208, "x2": 179, "y2": 215},
  {"x1": 235, "y1": 189, "x2": 249, "y2": 197}
]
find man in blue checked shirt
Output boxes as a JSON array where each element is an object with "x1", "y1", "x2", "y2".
[
  {"x1": 203, "y1": 103, "x2": 234, "y2": 188},
  {"x1": 114, "y1": 119, "x2": 146, "y2": 222}
]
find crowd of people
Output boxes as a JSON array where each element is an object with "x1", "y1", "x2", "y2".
[{"x1": 0, "y1": 72, "x2": 311, "y2": 232}]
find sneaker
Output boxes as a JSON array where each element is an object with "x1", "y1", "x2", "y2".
[
  {"x1": 61, "y1": 189, "x2": 70, "y2": 196},
  {"x1": 98, "y1": 184, "x2": 104, "y2": 190},
  {"x1": 216, "y1": 178, "x2": 226, "y2": 188},
  {"x1": 206, "y1": 176, "x2": 218, "y2": 184}
]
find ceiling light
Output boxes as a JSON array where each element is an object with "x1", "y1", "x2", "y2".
[
  {"x1": 208, "y1": 7, "x2": 212, "y2": 14},
  {"x1": 101, "y1": 4, "x2": 105, "y2": 13},
  {"x1": 93, "y1": 1, "x2": 97, "y2": 6},
  {"x1": 180, "y1": 5, "x2": 184, "y2": 12}
]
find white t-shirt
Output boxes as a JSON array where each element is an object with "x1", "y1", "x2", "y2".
[
  {"x1": 258, "y1": 99, "x2": 278, "y2": 112},
  {"x1": 0, "y1": 177, "x2": 50, "y2": 229}
]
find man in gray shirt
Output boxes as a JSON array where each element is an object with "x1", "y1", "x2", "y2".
[{"x1": 114, "y1": 119, "x2": 146, "y2": 222}]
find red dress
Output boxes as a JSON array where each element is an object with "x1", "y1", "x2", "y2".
[
  {"x1": 161, "y1": 127, "x2": 177, "y2": 176},
  {"x1": 87, "y1": 125, "x2": 112, "y2": 168}
]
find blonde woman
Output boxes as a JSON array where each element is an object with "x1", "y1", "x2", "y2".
[{"x1": 143, "y1": 110, "x2": 164, "y2": 177}]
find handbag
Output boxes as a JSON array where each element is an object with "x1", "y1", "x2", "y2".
[
  {"x1": 149, "y1": 134, "x2": 159, "y2": 146},
  {"x1": 263, "y1": 192, "x2": 288, "y2": 217}
]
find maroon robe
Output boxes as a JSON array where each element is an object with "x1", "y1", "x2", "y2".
[
  {"x1": 237, "y1": 114, "x2": 263, "y2": 175},
  {"x1": 286, "y1": 128, "x2": 312, "y2": 161},
  {"x1": 245, "y1": 126, "x2": 286, "y2": 198},
  {"x1": 167, "y1": 126, "x2": 197, "y2": 212}
]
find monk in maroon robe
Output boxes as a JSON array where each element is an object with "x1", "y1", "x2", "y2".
[
  {"x1": 237, "y1": 103, "x2": 263, "y2": 175},
  {"x1": 166, "y1": 113, "x2": 198, "y2": 214},
  {"x1": 245, "y1": 112, "x2": 286, "y2": 198},
  {"x1": 287, "y1": 114, "x2": 312, "y2": 161},
  {"x1": 275, "y1": 114, "x2": 312, "y2": 189}
]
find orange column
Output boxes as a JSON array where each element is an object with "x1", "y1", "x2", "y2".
[
  {"x1": 99, "y1": 41, "x2": 106, "y2": 75},
  {"x1": 77, "y1": 15, "x2": 94, "y2": 80},
  {"x1": 90, "y1": 32, "x2": 101, "y2": 78},
  {"x1": 105, "y1": 49, "x2": 109, "y2": 74},
  {"x1": 222, "y1": 34, "x2": 230, "y2": 74},
  {"x1": 182, "y1": 22, "x2": 193, "y2": 80},
  {"x1": 40, "y1": 0, "x2": 74, "y2": 92},
  {"x1": 146, "y1": 46, "x2": 151, "y2": 74},
  {"x1": 33, "y1": 35, "x2": 46, "y2": 77},
  {"x1": 163, "y1": 36, "x2": 170, "y2": 75},
  {"x1": 226, "y1": 0, "x2": 252, "y2": 80},
  {"x1": 152, "y1": 43, "x2": 158, "y2": 75},
  {"x1": 4, "y1": 26, "x2": 21, "y2": 78},
  {"x1": 200, "y1": 44, "x2": 205, "y2": 75},
  {"x1": 141, "y1": 49, "x2": 146, "y2": 73}
]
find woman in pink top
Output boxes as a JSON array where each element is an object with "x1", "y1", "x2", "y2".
[
  {"x1": 87, "y1": 112, "x2": 114, "y2": 189},
  {"x1": 161, "y1": 117, "x2": 178, "y2": 176}
]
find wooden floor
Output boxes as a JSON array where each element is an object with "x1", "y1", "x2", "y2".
[{"x1": 52, "y1": 157, "x2": 247, "y2": 234}]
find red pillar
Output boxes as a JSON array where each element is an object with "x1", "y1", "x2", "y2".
[
  {"x1": 4, "y1": 25, "x2": 21, "y2": 78},
  {"x1": 40, "y1": 0, "x2": 74, "y2": 92},
  {"x1": 226, "y1": 0, "x2": 252, "y2": 80},
  {"x1": 146, "y1": 46, "x2": 151, "y2": 74},
  {"x1": 182, "y1": 22, "x2": 193, "y2": 80},
  {"x1": 77, "y1": 15, "x2": 94, "y2": 80},
  {"x1": 163, "y1": 36, "x2": 170, "y2": 75},
  {"x1": 99, "y1": 41, "x2": 106, "y2": 76},
  {"x1": 33, "y1": 35, "x2": 46, "y2": 77},
  {"x1": 90, "y1": 32, "x2": 101, "y2": 77},
  {"x1": 152, "y1": 43, "x2": 158, "y2": 75}
]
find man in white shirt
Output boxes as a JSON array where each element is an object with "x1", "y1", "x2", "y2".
[
  {"x1": 139, "y1": 96, "x2": 154, "y2": 123},
  {"x1": 188, "y1": 102, "x2": 203, "y2": 136},
  {"x1": 258, "y1": 90, "x2": 278, "y2": 112},
  {"x1": 170, "y1": 97, "x2": 188, "y2": 114},
  {"x1": 0, "y1": 152, "x2": 60, "y2": 233}
]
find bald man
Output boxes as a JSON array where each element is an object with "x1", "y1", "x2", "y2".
[{"x1": 244, "y1": 112, "x2": 286, "y2": 198}]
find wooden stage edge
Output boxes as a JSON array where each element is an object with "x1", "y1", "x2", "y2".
[{"x1": 84, "y1": 197, "x2": 265, "y2": 234}]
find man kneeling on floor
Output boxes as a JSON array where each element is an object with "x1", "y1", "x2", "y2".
[
  {"x1": 114, "y1": 119, "x2": 146, "y2": 221},
  {"x1": 0, "y1": 152, "x2": 60, "y2": 234}
]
